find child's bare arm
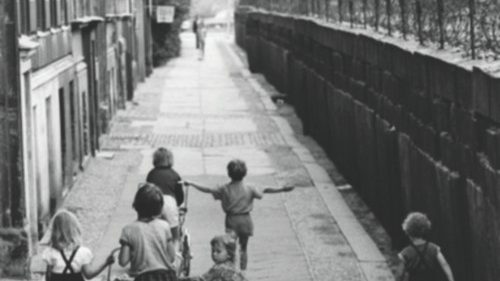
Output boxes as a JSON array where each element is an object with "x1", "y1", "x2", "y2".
[
  {"x1": 437, "y1": 251, "x2": 455, "y2": 281},
  {"x1": 81, "y1": 253, "x2": 114, "y2": 279},
  {"x1": 166, "y1": 240, "x2": 176, "y2": 264},
  {"x1": 118, "y1": 244, "x2": 131, "y2": 267},
  {"x1": 183, "y1": 180, "x2": 216, "y2": 194},
  {"x1": 396, "y1": 253, "x2": 407, "y2": 281},
  {"x1": 262, "y1": 185, "x2": 294, "y2": 194}
]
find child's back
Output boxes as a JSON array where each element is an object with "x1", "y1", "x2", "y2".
[
  {"x1": 214, "y1": 181, "x2": 261, "y2": 216},
  {"x1": 43, "y1": 246, "x2": 92, "y2": 281},
  {"x1": 400, "y1": 241, "x2": 442, "y2": 281},
  {"x1": 119, "y1": 183, "x2": 177, "y2": 281},
  {"x1": 43, "y1": 209, "x2": 114, "y2": 281},
  {"x1": 399, "y1": 212, "x2": 454, "y2": 281},
  {"x1": 120, "y1": 218, "x2": 174, "y2": 276}
]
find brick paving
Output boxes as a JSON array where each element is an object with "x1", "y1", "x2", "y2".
[{"x1": 45, "y1": 32, "x2": 396, "y2": 281}]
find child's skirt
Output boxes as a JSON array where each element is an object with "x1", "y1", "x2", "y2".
[
  {"x1": 225, "y1": 213, "x2": 253, "y2": 237},
  {"x1": 135, "y1": 270, "x2": 177, "y2": 281}
]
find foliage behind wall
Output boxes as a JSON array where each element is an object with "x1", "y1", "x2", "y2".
[{"x1": 152, "y1": 0, "x2": 191, "y2": 67}]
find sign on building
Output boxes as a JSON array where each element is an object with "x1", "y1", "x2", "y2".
[{"x1": 156, "y1": 5, "x2": 175, "y2": 23}]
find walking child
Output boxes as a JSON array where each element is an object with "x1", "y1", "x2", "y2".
[
  {"x1": 183, "y1": 159, "x2": 294, "y2": 272},
  {"x1": 398, "y1": 212, "x2": 455, "y2": 281},
  {"x1": 146, "y1": 147, "x2": 184, "y2": 245},
  {"x1": 118, "y1": 183, "x2": 177, "y2": 281},
  {"x1": 180, "y1": 234, "x2": 247, "y2": 281},
  {"x1": 196, "y1": 19, "x2": 207, "y2": 60},
  {"x1": 42, "y1": 209, "x2": 115, "y2": 281}
]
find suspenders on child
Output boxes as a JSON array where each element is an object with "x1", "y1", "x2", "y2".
[
  {"x1": 404, "y1": 242, "x2": 441, "y2": 281},
  {"x1": 49, "y1": 246, "x2": 85, "y2": 281}
]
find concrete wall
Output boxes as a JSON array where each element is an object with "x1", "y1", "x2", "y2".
[{"x1": 236, "y1": 10, "x2": 500, "y2": 281}]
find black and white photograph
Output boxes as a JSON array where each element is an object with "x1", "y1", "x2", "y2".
[{"x1": 0, "y1": 0, "x2": 497, "y2": 281}]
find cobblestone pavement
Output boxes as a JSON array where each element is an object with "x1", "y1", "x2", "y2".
[{"x1": 58, "y1": 32, "x2": 396, "y2": 281}]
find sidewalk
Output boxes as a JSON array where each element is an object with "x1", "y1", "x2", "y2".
[{"x1": 83, "y1": 32, "x2": 396, "y2": 281}]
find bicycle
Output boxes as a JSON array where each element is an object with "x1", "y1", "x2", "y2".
[{"x1": 177, "y1": 183, "x2": 192, "y2": 277}]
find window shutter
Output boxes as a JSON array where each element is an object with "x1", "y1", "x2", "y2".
[
  {"x1": 36, "y1": 0, "x2": 43, "y2": 29},
  {"x1": 66, "y1": 0, "x2": 74, "y2": 23},
  {"x1": 56, "y1": 0, "x2": 62, "y2": 26},
  {"x1": 44, "y1": 0, "x2": 51, "y2": 29}
]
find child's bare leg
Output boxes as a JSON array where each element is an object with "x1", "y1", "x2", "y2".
[{"x1": 239, "y1": 235, "x2": 249, "y2": 270}]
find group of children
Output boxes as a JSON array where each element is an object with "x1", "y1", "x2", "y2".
[{"x1": 42, "y1": 147, "x2": 455, "y2": 281}]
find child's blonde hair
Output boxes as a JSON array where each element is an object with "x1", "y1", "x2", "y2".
[
  {"x1": 49, "y1": 209, "x2": 82, "y2": 251},
  {"x1": 210, "y1": 234, "x2": 236, "y2": 263},
  {"x1": 402, "y1": 212, "x2": 432, "y2": 239}
]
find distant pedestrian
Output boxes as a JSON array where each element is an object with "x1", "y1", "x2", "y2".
[
  {"x1": 180, "y1": 234, "x2": 247, "y2": 281},
  {"x1": 43, "y1": 209, "x2": 115, "y2": 281},
  {"x1": 196, "y1": 19, "x2": 207, "y2": 60},
  {"x1": 398, "y1": 212, "x2": 455, "y2": 281},
  {"x1": 146, "y1": 147, "x2": 184, "y2": 246},
  {"x1": 192, "y1": 16, "x2": 199, "y2": 49},
  {"x1": 118, "y1": 183, "x2": 177, "y2": 281},
  {"x1": 183, "y1": 159, "x2": 294, "y2": 273}
]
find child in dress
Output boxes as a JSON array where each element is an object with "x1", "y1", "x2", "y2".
[
  {"x1": 180, "y1": 234, "x2": 247, "y2": 281},
  {"x1": 146, "y1": 147, "x2": 184, "y2": 245},
  {"x1": 398, "y1": 212, "x2": 455, "y2": 281},
  {"x1": 118, "y1": 183, "x2": 177, "y2": 281},
  {"x1": 183, "y1": 159, "x2": 294, "y2": 272},
  {"x1": 42, "y1": 209, "x2": 114, "y2": 281}
]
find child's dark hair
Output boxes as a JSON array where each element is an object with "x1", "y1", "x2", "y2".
[
  {"x1": 153, "y1": 147, "x2": 173, "y2": 168},
  {"x1": 402, "y1": 212, "x2": 432, "y2": 239},
  {"x1": 133, "y1": 183, "x2": 164, "y2": 218},
  {"x1": 211, "y1": 234, "x2": 236, "y2": 263},
  {"x1": 227, "y1": 159, "x2": 247, "y2": 181}
]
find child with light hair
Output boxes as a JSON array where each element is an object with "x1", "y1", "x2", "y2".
[
  {"x1": 180, "y1": 234, "x2": 247, "y2": 281},
  {"x1": 42, "y1": 209, "x2": 114, "y2": 281}
]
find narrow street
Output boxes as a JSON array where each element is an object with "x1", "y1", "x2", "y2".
[{"x1": 62, "y1": 32, "x2": 393, "y2": 281}]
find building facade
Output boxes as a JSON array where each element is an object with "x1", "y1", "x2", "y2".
[{"x1": 0, "y1": 0, "x2": 153, "y2": 278}]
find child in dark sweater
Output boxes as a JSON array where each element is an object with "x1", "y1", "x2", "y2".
[{"x1": 398, "y1": 212, "x2": 454, "y2": 281}]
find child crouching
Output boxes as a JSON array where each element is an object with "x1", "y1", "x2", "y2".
[{"x1": 180, "y1": 234, "x2": 247, "y2": 281}]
